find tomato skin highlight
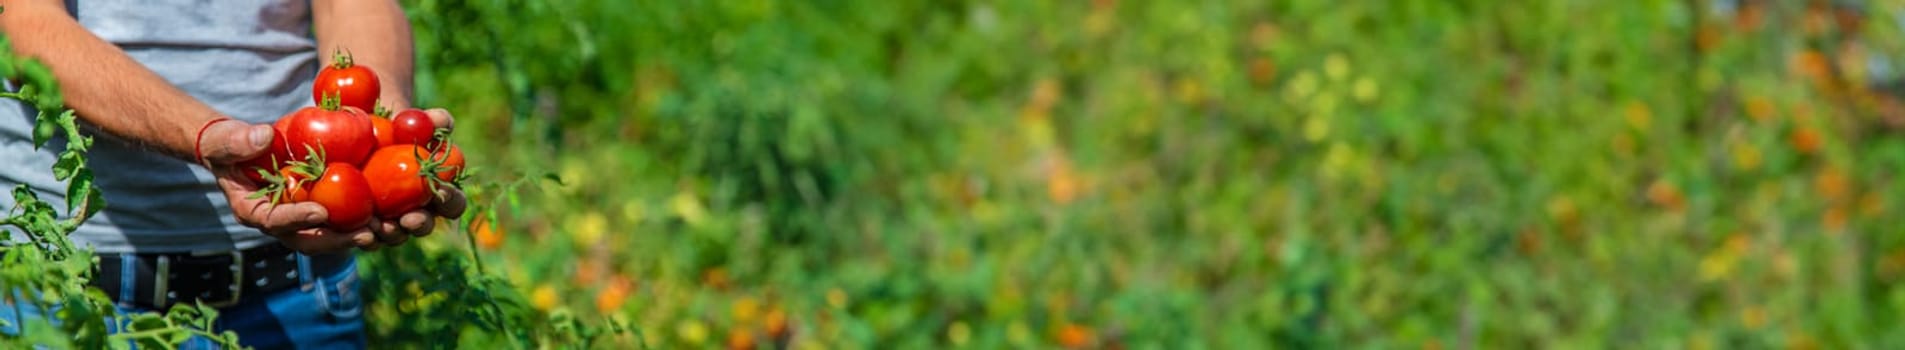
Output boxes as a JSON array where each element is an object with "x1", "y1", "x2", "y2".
[
  {"x1": 312, "y1": 52, "x2": 381, "y2": 112},
  {"x1": 390, "y1": 109, "x2": 438, "y2": 148},
  {"x1": 431, "y1": 144, "x2": 465, "y2": 183},
  {"x1": 362, "y1": 145, "x2": 432, "y2": 218},
  {"x1": 280, "y1": 106, "x2": 377, "y2": 167},
  {"x1": 310, "y1": 163, "x2": 374, "y2": 230}
]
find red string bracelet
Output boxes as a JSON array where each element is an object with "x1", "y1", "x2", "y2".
[{"x1": 193, "y1": 117, "x2": 235, "y2": 168}]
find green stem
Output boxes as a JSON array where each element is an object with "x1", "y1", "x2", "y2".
[{"x1": 460, "y1": 218, "x2": 488, "y2": 276}]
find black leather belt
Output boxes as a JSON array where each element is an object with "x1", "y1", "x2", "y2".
[{"x1": 91, "y1": 244, "x2": 349, "y2": 310}]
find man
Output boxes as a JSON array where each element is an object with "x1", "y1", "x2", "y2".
[{"x1": 0, "y1": 0, "x2": 465, "y2": 347}]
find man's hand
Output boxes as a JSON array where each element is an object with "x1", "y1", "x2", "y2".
[
  {"x1": 364, "y1": 108, "x2": 467, "y2": 247},
  {"x1": 197, "y1": 119, "x2": 368, "y2": 254}
]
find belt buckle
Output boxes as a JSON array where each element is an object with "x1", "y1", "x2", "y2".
[{"x1": 152, "y1": 251, "x2": 245, "y2": 309}]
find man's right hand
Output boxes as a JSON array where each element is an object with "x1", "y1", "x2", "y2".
[{"x1": 196, "y1": 119, "x2": 374, "y2": 254}]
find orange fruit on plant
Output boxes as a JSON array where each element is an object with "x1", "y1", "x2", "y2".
[
  {"x1": 472, "y1": 217, "x2": 503, "y2": 250},
  {"x1": 1645, "y1": 180, "x2": 1686, "y2": 212},
  {"x1": 1813, "y1": 167, "x2": 1849, "y2": 203},
  {"x1": 726, "y1": 329, "x2": 757, "y2": 350},
  {"x1": 1790, "y1": 126, "x2": 1823, "y2": 155},
  {"x1": 595, "y1": 277, "x2": 632, "y2": 313},
  {"x1": 1823, "y1": 205, "x2": 1849, "y2": 232},
  {"x1": 1056, "y1": 324, "x2": 1094, "y2": 349},
  {"x1": 1694, "y1": 24, "x2": 1721, "y2": 53},
  {"x1": 574, "y1": 260, "x2": 603, "y2": 286},
  {"x1": 1734, "y1": 1, "x2": 1764, "y2": 31},
  {"x1": 1248, "y1": 57, "x2": 1275, "y2": 87},
  {"x1": 702, "y1": 268, "x2": 732, "y2": 290},
  {"x1": 764, "y1": 308, "x2": 791, "y2": 342},
  {"x1": 1791, "y1": 50, "x2": 1832, "y2": 83}
]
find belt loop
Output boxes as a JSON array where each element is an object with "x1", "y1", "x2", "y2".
[
  {"x1": 296, "y1": 253, "x2": 313, "y2": 290},
  {"x1": 152, "y1": 256, "x2": 170, "y2": 308},
  {"x1": 209, "y1": 250, "x2": 245, "y2": 308},
  {"x1": 117, "y1": 253, "x2": 134, "y2": 304}
]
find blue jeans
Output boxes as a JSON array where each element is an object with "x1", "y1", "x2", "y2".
[{"x1": 0, "y1": 253, "x2": 366, "y2": 349}]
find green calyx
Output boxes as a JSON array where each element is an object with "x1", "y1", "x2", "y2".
[
  {"x1": 247, "y1": 145, "x2": 328, "y2": 204},
  {"x1": 319, "y1": 92, "x2": 344, "y2": 111},
  {"x1": 412, "y1": 143, "x2": 455, "y2": 193},
  {"x1": 330, "y1": 48, "x2": 355, "y2": 69}
]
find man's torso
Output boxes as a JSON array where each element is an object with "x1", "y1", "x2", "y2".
[{"x1": 0, "y1": 0, "x2": 319, "y2": 253}]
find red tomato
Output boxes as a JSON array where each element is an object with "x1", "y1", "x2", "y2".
[
  {"x1": 369, "y1": 115, "x2": 395, "y2": 148},
  {"x1": 362, "y1": 145, "x2": 432, "y2": 218},
  {"x1": 273, "y1": 113, "x2": 294, "y2": 135},
  {"x1": 390, "y1": 109, "x2": 438, "y2": 148},
  {"x1": 238, "y1": 128, "x2": 294, "y2": 184},
  {"x1": 280, "y1": 105, "x2": 376, "y2": 166},
  {"x1": 431, "y1": 144, "x2": 465, "y2": 183},
  {"x1": 310, "y1": 163, "x2": 374, "y2": 230},
  {"x1": 312, "y1": 50, "x2": 380, "y2": 112}
]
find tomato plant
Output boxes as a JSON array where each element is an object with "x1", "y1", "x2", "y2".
[
  {"x1": 0, "y1": 21, "x2": 239, "y2": 348},
  {"x1": 313, "y1": 50, "x2": 381, "y2": 112}
]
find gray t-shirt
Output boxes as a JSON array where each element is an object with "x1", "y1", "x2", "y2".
[{"x1": 0, "y1": 0, "x2": 318, "y2": 253}]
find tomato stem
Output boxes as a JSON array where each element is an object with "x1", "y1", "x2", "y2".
[
  {"x1": 320, "y1": 92, "x2": 343, "y2": 111},
  {"x1": 411, "y1": 142, "x2": 461, "y2": 195},
  {"x1": 330, "y1": 47, "x2": 354, "y2": 69}
]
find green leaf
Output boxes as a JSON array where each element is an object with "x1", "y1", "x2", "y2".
[
  {"x1": 31, "y1": 111, "x2": 56, "y2": 148},
  {"x1": 52, "y1": 149, "x2": 81, "y2": 180},
  {"x1": 62, "y1": 168, "x2": 92, "y2": 214},
  {"x1": 127, "y1": 314, "x2": 166, "y2": 331},
  {"x1": 12, "y1": 82, "x2": 30, "y2": 98},
  {"x1": 61, "y1": 111, "x2": 89, "y2": 149},
  {"x1": 131, "y1": 336, "x2": 168, "y2": 350},
  {"x1": 81, "y1": 179, "x2": 106, "y2": 219},
  {"x1": 12, "y1": 185, "x2": 36, "y2": 205}
]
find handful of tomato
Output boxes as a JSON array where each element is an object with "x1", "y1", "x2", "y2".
[{"x1": 242, "y1": 50, "x2": 466, "y2": 230}]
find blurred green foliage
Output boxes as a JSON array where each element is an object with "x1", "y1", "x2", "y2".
[{"x1": 368, "y1": 0, "x2": 1905, "y2": 348}]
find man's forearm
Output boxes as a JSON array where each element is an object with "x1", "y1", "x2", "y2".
[
  {"x1": 0, "y1": 0, "x2": 226, "y2": 160},
  {"x1": 314, "y1": 0, "x2": 415, "y2": 111}
]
